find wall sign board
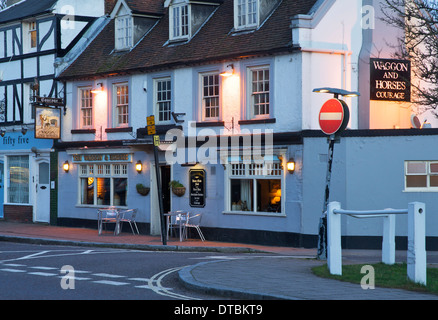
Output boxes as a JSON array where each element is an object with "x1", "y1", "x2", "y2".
[
  {"x1": 189, "y1": 169, "x2": 205, "y2": 208},
  {"x1": 370, "y1": 58, "x2": 411, "y2": 102},
  {"x1": 35, "y1": 106, "x2": 61, "y2": 139}
]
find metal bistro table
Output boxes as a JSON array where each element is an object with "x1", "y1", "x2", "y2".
[
  {"x1": 164, "y1": 211, "x2": 188, "y2": 242},
  {"x1": 97, "y1": 207, "x2": 121, "y2": 235}
]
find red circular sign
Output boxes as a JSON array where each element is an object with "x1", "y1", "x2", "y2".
[{"x1": 318, "y1": 98, "x2": 348, "y2": 135}]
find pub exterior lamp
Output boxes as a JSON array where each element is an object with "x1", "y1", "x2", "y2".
[
  {"x1": 91, "y1": 83, "x2": 103, "y2": 94},
  {"x1": 135, "y1": 160, "x2": 143, "y2": 173},
  {"x1": 313, "y1": 87, "x2": 360, "y2": 98},
  {"x1": 287, "y1": 159, "x2": 295, "y2": 174},
  {"x1": 220, "y1": 64, "x2": 234, "y2": 77},
  {"x1": 63, "y1": 160, "x2": 70, "y2": 173}
]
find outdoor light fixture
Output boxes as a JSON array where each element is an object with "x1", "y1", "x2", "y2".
[
  {"x1": 313, "y1": 87, "x2": 360, "y2": 98},
  {"x1": 91, "y1": 83, "x2": 103, "y2": 94},
  {"x1": 220, "y1": 64, "x2": 234, "y2": 77},
  {"x1": 21, "y1": 126, "x2": 28, "y2": 135},
  {"x1": 0, "y1": 128, "x2": 5, "y2": 137},
  {"x1": 287, "y1": 159, "x2": 296, "y2": 174},
  {"x1": 135, "y1": 160, "x2": 143, "y2": 173},
  {"x1": 63, "y1": 160, "x2": 70, "y2": 173}
]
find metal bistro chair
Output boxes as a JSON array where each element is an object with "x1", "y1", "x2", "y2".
[
  {"x1": 183, "y1": 213, "x2": 205, "y2": 242},
  {"x1": 119, "y1": 208, "x2": 139, "y2": 235},
  {"x1": 166, "y1": 211, "x2": 188, "y2": 242},
  {"x1": 97, "y1": 207, "x2": 120, "y2": 235}
]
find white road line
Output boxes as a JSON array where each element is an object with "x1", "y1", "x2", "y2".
[
  {"x1": 93, "y1": 273, "x2": 126, "y2": 278},
  {"x1": 30, "y1": 266, "x2": 58, "y2": 270},
  {"x1": 58, "y1": 275, "x2": 92, "y2": 281},
  {"x1": 1, "y1": 263, "x2": 26, "y2": 267},
  {"x1": 28, "y1": 272, "x2": 57, "y2": 277},
  {"x1": 92, "y1": 280, "x2": 130, "y2": 286},
  {"x1": 0, "y1": 268, "x2": 26, "y2": 273},
  {"x1": 15, "y1": 251, "x2": 50, "y2": 260}
]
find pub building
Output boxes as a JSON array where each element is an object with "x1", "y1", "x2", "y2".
[{"x1": 51, "y1": 0, "x2": 438, "y2": 248}]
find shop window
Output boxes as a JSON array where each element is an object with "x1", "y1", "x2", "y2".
[
  {"x1": 228, "y1": 157, "x2": 283, "y2": 214},
  {"x1": 79, "y1": 164, "x2": 127, "y2": 206},
  {"x1": 405, "y1": 161, "x2": 438, "y2": 191},
  {"x1": 8, "y1": 155, "x2": 29, "y2": 204}
]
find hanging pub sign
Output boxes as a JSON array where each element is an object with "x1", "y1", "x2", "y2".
[
  {"x1": 370, "y1": 58, "x2": 411, "y2": 102},
  {"x1": 35, "y1": 96, "x2": 64, "y2": 106},
  {"x1": 35, "y1": 106, "x2": 61, "y2": 139},
  {"x1": 189, "y1": 169, "x2": 205, "y2": 208}
]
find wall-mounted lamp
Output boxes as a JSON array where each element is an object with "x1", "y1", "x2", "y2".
[
  {"x1": 0, "y1": 128, "x2": 5, "y2": 137},
  {"x1": 135, "y1": 160, "x2": 143, "y2": 173},
  {"x1": 21, "y1": 126, "x2": 28, "y2": 135},
  {"x1": 63, "y1": 160, "x2": 70, "y2": 173},
  {"x1": 287, "y1": 158, "x2": 296, "y2": 174},
  {"x1": 220, "y1": 64, "x2": 234, "y2": 77},
  {"x1": 91, "y1": 83, "x2": 104, "y2": 94},
  {"x1": 313, "y1": 87, "x2": 360, "y2": 98}
]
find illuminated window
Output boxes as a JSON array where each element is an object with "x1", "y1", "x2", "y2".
[
  {"x1": 79, "y1": 87, "x2": 93, "y2": 128},
  {"x1": 405, "y1": 161, "x2": 438, "y2": 191},
  {"x1": 201, "y1": 73, "x2": 220, "y2": 120},
  {"x1": 154, "y1": 78, "x2": 172, "y2": 123},
  {"x1": 79, "y1": 164, "x2": 128, "y2": 206},
  {"x1": 227, "y1": 156, "x2": 283, "y2": 214},
  {"x1": 114, "y1": 83, "x2": 129, "y2": 127},
  {"x1": 115, "y1": 15, "x2": 133, "y2": 50},
  {"x1": 235, "y1": 0, "x2": 258, "y2": 29},
  {"x1": 248, "y1": 66, "x2": 270, "y2": 118},
  {"x1": 170, "y1": 4, "x2": 189, "y2": 40}
]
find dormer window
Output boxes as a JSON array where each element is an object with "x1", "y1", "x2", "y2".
[
  {"x1": 236, "y1": 0, "x2": 258, "y2": 29},
  {"x1": 170, "y1": 4, "x2": 190, "y2": 40},
  {"x1": 115, "y1": 15, "x2": 133, "y2": 50}
]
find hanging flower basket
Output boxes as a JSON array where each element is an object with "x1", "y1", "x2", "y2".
[
  {"x1": 136, "y1": 184, "x2": 150, "y2": 196},
  {"x1": 172, "y1": 187, "x2": 186, "y2": 197},
  {"x1": 169, "y1": 180, "x2": 186, "y2": 197}
]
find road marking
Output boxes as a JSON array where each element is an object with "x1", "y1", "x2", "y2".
[
  {"x1": 93, "y1": 273, "x2": 125, "y2": 278},
  {"x1": 30, "y1": 266, "x2": 58, "y2": 270},
  {"x1": 15, "y1": 251, "x2": 50, "y2": 260},
  {"x1": 1, "y1": 263, "x2": 26, "y2": 267},
  {"x1": 92, "y1": 280, "x2": 129, "y2": 286},
  {"x1": 59, "y1": 275, "x2": 92, "y2": 281},
  {"x1": 0, "y1": 268, "x2": 26, "y2": 273},
  {"x1": 28, "y1": 272, "x2": 57, "y2": 277}
]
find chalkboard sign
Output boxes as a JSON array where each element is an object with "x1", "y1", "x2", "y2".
[{"x1": 189, "y1": 169, "x2": 205, "y2": 208}]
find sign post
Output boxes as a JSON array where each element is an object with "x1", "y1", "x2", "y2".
[
  {"x1": 148, "y1": 115, "x2": 166, "y2": 245},
  {"x1": 317, "y1": 97, "x2": 350, "y2": 260}
]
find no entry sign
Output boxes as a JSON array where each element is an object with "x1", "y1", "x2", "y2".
[{"x1": 318, "y1": 98, "x2": 349, "y2": 135}]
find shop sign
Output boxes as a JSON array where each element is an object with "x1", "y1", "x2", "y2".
[
  {"x1": 72, "y1": 153, "x2": 132, "y2": 163},
  {"x1": 189, "y1": 169, "x2": 205, "y2": 208},
  {"x1": 35, "y1": 96, "x2": 64, "y2": 106},
  {"x1": 35, "y1": 106, "x2": 61, "y2": 139},
  {"x1": 370, "y1": 58, "x2": 411, "y2": 102}
]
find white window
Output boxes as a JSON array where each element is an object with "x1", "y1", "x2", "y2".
[
  {"x1": 115, "y1": 15, "x2": 133, "y2": 50},
  {"x1": 405, "y1": 161, "x2": 438, "y2": 191},
  {"x1": 248, "y1": 66, "x2": 270, "y2": 118},
  {"x1": 235, "y1": 0, "x2": 258, "y2": 29},
  {"x1": 201, "y1": 73, "x2": 220, "y2": 120},
  {"x1": 29, "y1": 21, "x2": 37, "y2": 49},
  {"x1": 79, "y1": 87, "x2": 93, "y2": 128},
  {"x1": 227, "y1": 156, "x2": 283, "y2": 214},
  {"x1": 114, "y1": 83, "x2": 129, "y2": 127},
  {"x1": 7, "y1": 155, "x2": 29, "y2": 204},
  {"x1": 154, "y1": 78, "x2": 172, "y2": 123},
  {"x1": 171, "y1": 4, "x2": 189, "y2": 40},
  {"x1": 79, "y1": 163, "x2": 128, "y2": 207}
]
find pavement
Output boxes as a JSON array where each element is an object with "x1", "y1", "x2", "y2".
[{"x1": 0, "y1": 220, "x2": 438, "y2": 300}]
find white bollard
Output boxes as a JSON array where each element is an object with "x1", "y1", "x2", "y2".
[
  {"x1": 327, "y1": 201, "x2": 342, "y2": 276},
  {"x1": 407, "y1": 202, "x2": 426, "y2": 285},
  {"x1": 382, "y1": 214, "x2": 395, "y2": 265}
]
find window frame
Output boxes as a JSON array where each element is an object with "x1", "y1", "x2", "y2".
[
  {"x1": 78, "y1": 163, "x2": 128, "y2": 207},
  {"x1": 247, "y1": 65, "x2": 271, "y2": 120},
  {"x1": 224, "y1": 155, "x2": 285, "y2": 216},
  {"x1": 29, "y1": 21, "x2": 37, "y2": 49},
  {"x1": 6, "y1": 155, "x2": 30, "y2": 205},
  {"x1": 113, "y1": 82, "x2": 130, "y2": 128},
  {"x1": 78, "y1": 86, "x2": 93, "y2": 129},
  {"x1": 170, "y1": 4, "x2": 190, "y2": 40},
  {"x1": 404, "y1": 160, "x2": 438, "y2": 192},
  {"x1": 115, "y1": 15, "x2": 133, "y2": 50},
  {"x1": 154, "y1": 77, "x2": 173, "y2": 124},
  {"x1": 234, "y1": 0, "x2": 259, "y2": 30},
  {"x1": 200, "y1": 72, "x2": 221, "y2": 121}
]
